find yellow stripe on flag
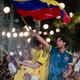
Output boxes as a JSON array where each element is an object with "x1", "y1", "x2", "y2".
[{"x1": 40, "y1": 0, "x2": 59, "y2": 6}]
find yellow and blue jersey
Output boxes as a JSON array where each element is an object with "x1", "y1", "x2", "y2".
[{"x1": 48, "y1": 47, "x2": 73, "y2": 80}]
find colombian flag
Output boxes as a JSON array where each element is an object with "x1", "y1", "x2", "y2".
[{"x1": 12, "y1": 0, "x2": 70, "y2": 24}]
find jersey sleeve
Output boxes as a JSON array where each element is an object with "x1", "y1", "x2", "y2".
[
  {"x1": 68, "y1": 55, "x2": 73, "y2": 64},
  {"x1": 37, "y1": 51, "x2": 48, "y2": 65}
]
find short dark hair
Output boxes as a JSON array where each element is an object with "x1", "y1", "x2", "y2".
[
  {"x1": 30, "y1": 37, "x2": 41, "y2": 47},
  {"x1": 56, "y1": 34, "x2": 69, "y2": 47}
]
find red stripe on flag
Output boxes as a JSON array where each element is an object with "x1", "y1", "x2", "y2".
[{"x1": 17, "y1": 8, "x2": 62, "y2": 20}]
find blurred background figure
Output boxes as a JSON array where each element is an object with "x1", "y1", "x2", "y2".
[
  {"x1": 14, "y1": 48, "x2": 33, "y2": 80},
  {"x1": 8, "y1": 55, "x2": 17, "y2": 76},
  {"x1": 74, "y1": 54, "x2": 80, "y2": 80}
]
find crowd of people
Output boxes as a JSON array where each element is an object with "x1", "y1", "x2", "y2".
[
  {"x1": 0, "y1": 30, "x2": 80, "y2": 80},
  {"x1": 0, "y1": 53, "x2": 14, "y2": 80}
]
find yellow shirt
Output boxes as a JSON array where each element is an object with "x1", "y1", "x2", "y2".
[
  {"x1": 31, "y1": 48, "x2": 43, "y2": 63},
  {"x1": 14, "y1": 49, "x2": 43, "y2": 80},
  {"x1": 14, "y1": 49, "x2": 50, "y2": 80},
  {"x1": 14, "y1": 61, "x2": 34, "y2": 80},
  {"x1": 34, "y1": 49, "x2": 50, "y2": 80}
]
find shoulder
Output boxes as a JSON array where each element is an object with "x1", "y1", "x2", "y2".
[
  {"x1": 65, "y1": 51, "x2": 73, "y2": 63},
  {"x1": 50, "y1": 46, "x2": 59, "y2": 55},
  {"x1": 66, "y1": 50, "x2": 72, "y2": 55},
  {"x1": 36, "y1": 49, "x2": 43, "y2": 54},
  {"x1": 50, "y1": 46, "x2": 57, "y2": 51},
  {"x1": 66, "y1": 51, "x2": 73, "y2": 59}
]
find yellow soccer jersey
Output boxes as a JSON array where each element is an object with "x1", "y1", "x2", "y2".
[
  {"x1": 14, "y1": 61, "x2": 34, "y2": 80},
  {"x1": 32, "y1": 49, "x2": 43, "y2": 63},
  {"x1": 14, "y1": 49, "x2": 49, "y2": 80},
  {"x1": 35, "y1": 50, "x2": 50, "y2": 80}
]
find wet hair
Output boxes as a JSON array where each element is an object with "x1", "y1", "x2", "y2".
[{"x1": 55, "y1": 34, "x2": 69, "y2": 47}]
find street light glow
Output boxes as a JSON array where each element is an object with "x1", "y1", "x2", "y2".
[{"x1": 3, "y1": 6, "x2": 10, "y2": 13}]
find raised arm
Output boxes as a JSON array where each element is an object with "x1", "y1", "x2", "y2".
[{"x1": 30, "y1": 30, "x2": 51, "y2": 51}]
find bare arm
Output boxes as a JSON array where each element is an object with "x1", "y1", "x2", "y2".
[
  {"x1": 62, "y1": 65, "x2": 73, "y2": 78},
  {"x1": 68, "y1": 57, "x2": 77, "y2": 66},
  {"x1": 31, "y1": 31, "x2": 51, "y2": 51},
  {"x1": 19, "y1": 61, "x2": 41, "y2": 69},
  {"x1": 67, "y1": 65, "x2": 73, "y2": 76}
]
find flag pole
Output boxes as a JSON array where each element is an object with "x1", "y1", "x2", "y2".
[
  {"x1": 21, "y1": 16, "x2": 31, "y2": 31},
  {"x1": 21, "y1": 17, "x2": 41, "y2": 33}
]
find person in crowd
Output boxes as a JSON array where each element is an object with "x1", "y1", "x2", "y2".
[
  {"x1": 29, "y1": 30, "x2": 73, "y2": 80},
  {"x1": 3, "y1": 54, "x2": 9, "y2": 71},
  {"x1": 0, "y1": 60, "x2": 5, "y2": 80},
  {"x1": 0, "y1": 59, "x2": 13, "y2": 80},
  {"x1": 14, "y1": 48, "x2": 42, "y2": 80},
  {"x1": 17, "y1": 38, "x2": 49, "y2": 80},
  {"x1": 66, "y1": 51, "x2": 79, "y2": 80},
  {"x1": 14, "y1": 49, "x2": 31, "y2": 80},
  {"x1": 74, "y1": 54, "x2": 80, "y2": 80},
  {"x1": 8, "y1": 55, "x2": 17, "y2": 76},
  {"x1": 5, "y1": 72, "x2": 13, "y2": 80}
]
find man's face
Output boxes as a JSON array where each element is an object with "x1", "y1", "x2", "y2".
[{"x1": 56, "y1": 37, "x2": 66, "y2": 49}]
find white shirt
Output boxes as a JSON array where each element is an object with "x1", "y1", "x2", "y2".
[
  {"x1": 74, "y1": 59, "x2": 80, "y2": 72},
  {"x1": 8, "y1": 62, "x2": 17, "y2": 74}
]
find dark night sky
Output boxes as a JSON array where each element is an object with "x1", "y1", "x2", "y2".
[{"x1": 57, "y1": 0, "x2": 80, "y2": 13}]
